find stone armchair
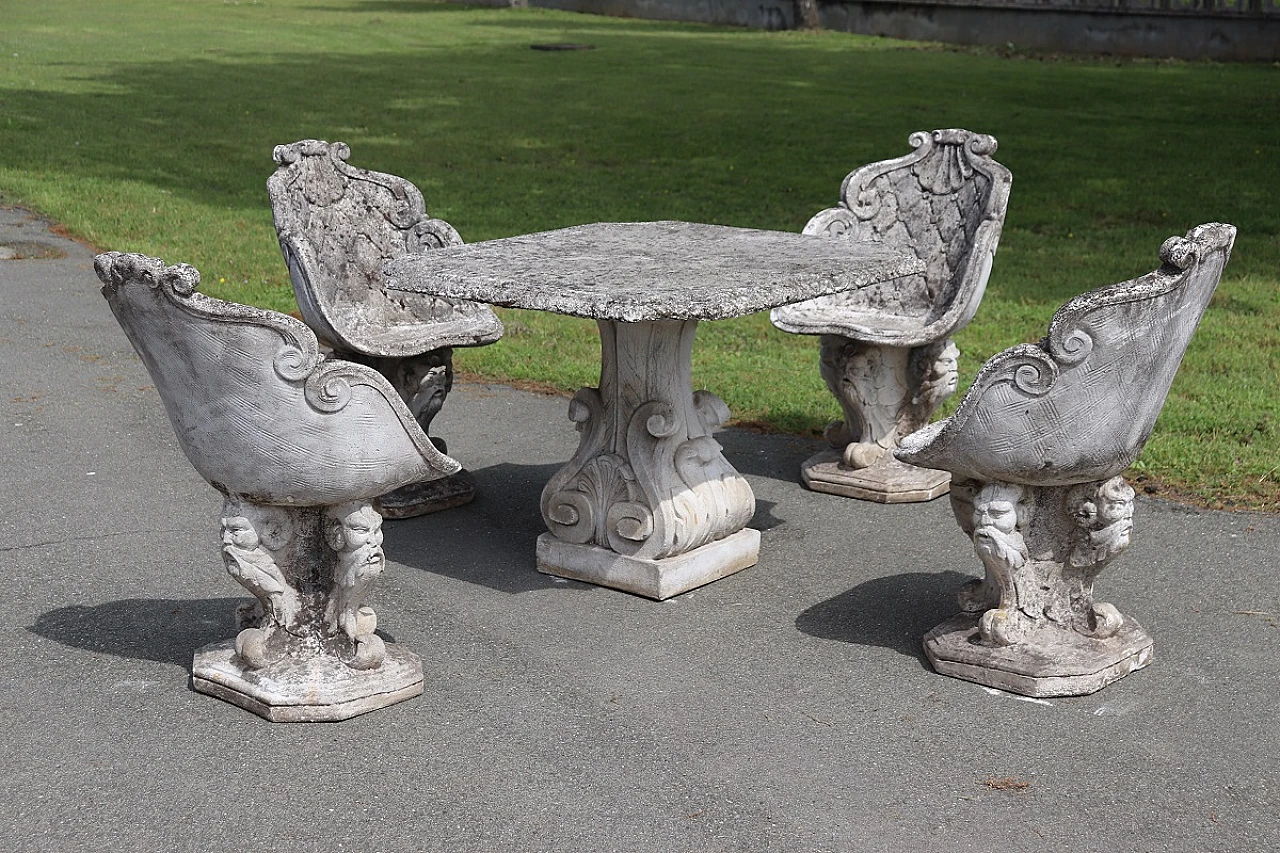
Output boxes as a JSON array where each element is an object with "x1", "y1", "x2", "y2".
[
  {"x1": 896, "y1": 222, "x2": 1236, "y2": 696},
  {"x1": 97, "y1": 251, "x2": 462, "y2": 721},
  {"x1": 771, "y1": 129, "x2": 1012, "y2": 502},
  {"x1": 268, "y1": 139, "x2": 503, "y2": 518}
]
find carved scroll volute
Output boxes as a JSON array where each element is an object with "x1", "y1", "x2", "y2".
[
  {"x1": 684, "y1": 390, "x2": 755, "y2": 545},
  {"x1": 804, "y1": 206, "x2": 860, "y2": 240},
  {"x1": 541, "y1": 387, "x2": 617, "y2": 545},
  {"x1": 541, "y1": 318, "x2": 754, "y2": 562},
  {"x1": 407, "y1": 218, "x2": 463, "y2": 253},
  {"x1": 620, "y1": 391, "x2": 754, "y2": 562}
]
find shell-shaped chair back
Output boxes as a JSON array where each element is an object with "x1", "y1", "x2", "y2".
[
  {"x1": 772, "y1": 129, "x2": 1012, "y2": 346},
  {"x1": 896, "y1": 223, "x2": 1236, "y2": 485},
  {"x1": 267, "y1": 139, "x2": 502, "y2": 357},
  {"x1": 96, "y1": 252, "x2": 459, "y2": 505}
]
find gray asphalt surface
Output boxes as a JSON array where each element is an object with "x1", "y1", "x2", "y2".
[{"x1": 2, "y1": 204, "x2": 1277, "y2": 852}]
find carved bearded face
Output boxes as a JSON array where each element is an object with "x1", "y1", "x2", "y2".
[
  {"x1": 328, "y1": 504, "x2": 384, "y2": 556},
  {"x1": 221, "y1": 516, "x2": 259, "y2": 551},
  {"x1": 1072, "y1": 477, "x2": 1135, "y2": 558},
  {"x1": 971, "y1": 483, "x2": 1026, "y2": 566},
  {"x1": 932, "y1": 341, "x2": 960, "y2": 398},
  {"x1": 974, "y1": 484, "x2": 1020, "y2": 536}
]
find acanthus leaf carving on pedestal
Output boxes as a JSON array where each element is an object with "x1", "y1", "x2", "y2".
[{"x1": 540, "y1": 319, "x2": 754, "y2": 564}]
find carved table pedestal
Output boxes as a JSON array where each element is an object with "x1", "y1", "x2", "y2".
[{"x1": 387, "y1": 221, "x2": 922, "y2": 599}]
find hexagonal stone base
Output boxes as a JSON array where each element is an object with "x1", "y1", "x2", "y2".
[
  {"x1": 192, "y1": 640, "x2": 424, "y2": 722},
  {"x1": 800, "y1": 449, "x2": 949, "y2": 503},
  {"x1": 536, "y1": 528, "x2": 760, "y2": 600},
  {"x1": 923, "y1": 612, "x2": 1154, "y2": 698}
]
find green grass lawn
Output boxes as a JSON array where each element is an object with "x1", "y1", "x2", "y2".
[{"x1": 1, "y1": 1, "x2": 1277, "y2": 509}]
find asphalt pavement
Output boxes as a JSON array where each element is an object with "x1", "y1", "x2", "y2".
[{"x1": 1, "y1": 204, "x2": 1277, "y2": 852}]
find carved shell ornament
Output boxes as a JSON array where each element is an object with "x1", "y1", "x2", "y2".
[
  {"x1": 895, "y1": 223, "x2": 1236, "y2": 486},
  {"x1": 911, "y1": 129, "x2": 997, "y2": 195},
  {"x1": 839, "y1": 129, "x2": 1000, "y2": 225}
]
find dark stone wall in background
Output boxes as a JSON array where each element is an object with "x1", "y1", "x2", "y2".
[{"x1": 467, "y1": 0, "x2": 1280, "y2": 60}]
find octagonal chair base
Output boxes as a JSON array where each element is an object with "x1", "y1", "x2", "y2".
[
  {"x1": 800, "y1": 448, "x2": 950, "y2": 504},
  {"x1": 192, "y1": 640, "x2": 425, "y2": 722},
  {"x1": 923, "y1": 612, "x2": 1154, "y2": 698}
]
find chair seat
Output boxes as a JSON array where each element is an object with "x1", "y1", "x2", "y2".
[
  {"x1": 325, "y1": 298, "x2": 505, "y2": 357},
  {"x1": 269, "y1": 139, "x2": 504, "y2": 361},
  {"x1": 770, "y1": 299, "x2": 935, "y2": 344}
]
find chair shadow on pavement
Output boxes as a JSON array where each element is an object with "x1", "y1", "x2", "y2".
[
  {"x1": 29, "y1": 597, "x2": 239, "y2": 667},
  {"x1": 795, "y1": 570, "x2": 973, "y2": 668}
]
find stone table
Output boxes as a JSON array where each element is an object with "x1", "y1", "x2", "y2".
[{"x1": 385, "y1": 221, "x2": 924, "y2": 599}]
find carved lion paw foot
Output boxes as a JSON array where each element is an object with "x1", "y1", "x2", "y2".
[
  {"x1": 347, "y1": 633, "x2": 386, "y2": 670},
  {"x1": 1079, "y1": 602, "x2": 1124, "y2": 639},
  {"x1": 842, "y1": 441, "x2": 887, "y2": 470},
  {"x1": 978, "y1": 607, "x2": 1027, "y2": 647}
]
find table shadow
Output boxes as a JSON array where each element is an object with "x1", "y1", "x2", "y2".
[
  {"x1": 795, "y1": 570, "x2": 972, "y2": 668},
  {"x1": 29, "y1": 597, "x2": 240, "y2": 666},
  {"x1": 387, "y1": 460, "x2": 789, "y2": 593},
  {"x1": 750, "y1": 497, "x2": 784, "y2": 532}
]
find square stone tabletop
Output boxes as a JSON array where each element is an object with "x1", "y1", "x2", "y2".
[{"x1": 383, "y1": 220, "x2": 925, "y2": 322}]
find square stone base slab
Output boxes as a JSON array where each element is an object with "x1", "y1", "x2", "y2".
[
  {"x1": 376, "y1": 469, "x2": 475, "y2": 520},
  {"x1": 800, "y1": 448, "x2": 949, "y2": 503},
  {"x1": 923, "y1": 612, "x2": 1154, "y2": 698},
  {"x1": 536, "y1": 528, "x2": 761, "y2": 600},
  {"x1": 192, "y1": 640, "x2": 424, "y2": 722}
]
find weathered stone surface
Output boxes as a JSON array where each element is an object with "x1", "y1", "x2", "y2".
[
  {"x1": 388, "y1": 221, "x2": 922, "y2": 595},
  {"x1": 193, "y1": 641, "x2": 424, "y2": 723},
  {"x1": 771, "y1": 129, "x2": 1011, "y2": 502},
  {"x1": 536, "y1": 528, "x2": 761, "y2": 601},
  {"x1": 96, "y1": 252, "x2": 457, "y2": 720},
  {"x1": 897, "y1": 223, "x2": 1237, "y2": 485},
  {"x1": 384, "y1": 220, "x2": 925, "y2": 321},
  {"x1": 800, "y1": 448, "x2": 949, "y2": 503},
  {"x1": 896, "y1": 223, "x2": 1236, "y2": 696},
  {"x1": 924, "y1": 613, "x2": 1153, "y2": 698},
  {"x1": 269, "y1": 139, "x2": 503, "y2": 516}
]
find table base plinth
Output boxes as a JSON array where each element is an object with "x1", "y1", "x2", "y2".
[
  {"x1": 923, "y1": 613, "x2": 1154, "y2": 698},
  {"x1": 192, "y1": 640, "x2": 424, "y2": 722},
  {"x1": 800, "y1": 449, "x2": 950, "y2": 503},
  {"x1": 536, "y1": 528, "x2": 760, "y2": 600}
]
